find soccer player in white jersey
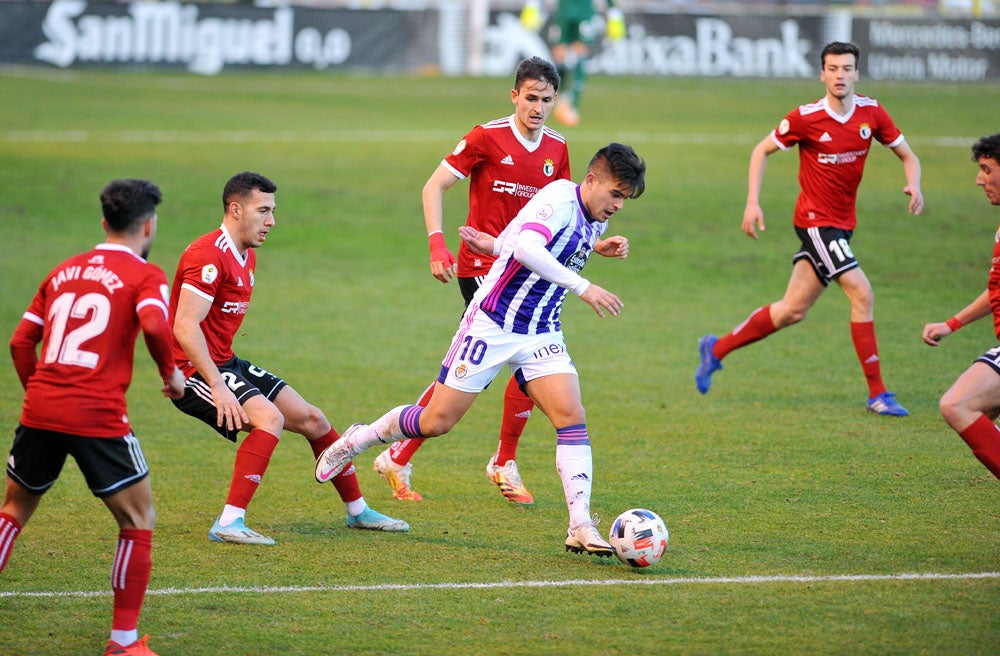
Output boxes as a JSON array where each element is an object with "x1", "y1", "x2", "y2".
[
  {"x1": 317, "y1": 143, "x2": 645, "y2": 557},
  {"x1": 695, "y1": 41, "x2": 923, "y2": 416},
  {"x1": 373, "y1": 56, "x2": 571, "y2": 505}
]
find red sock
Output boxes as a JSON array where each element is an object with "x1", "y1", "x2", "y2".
[
  {"x1": 0, "y1": 512, "x2": 22, "y2": 574},
  {"x1": 714, "y1": 305, "x2": 778, "y2": 359},
  {"x1": 495, "y1": 376, "x2": 533, "y2": 464},
  {"x1": 225, "y1": 429, "x2": 278, "y2": 510},
  {"x1": 310, "y1": 428, "x2": 362, "y2": 503},
  {"x1": 111, "y1": 528, "x2": 152, "y2": 631},
  {"x1": 959, "y1": 415, "x2": 1000, "y2": 479},
  {"x1": 390, "y1": 381, "x2": 435, "y2": 466},
  {"x1": 850, "y1": 321, "x2": 886, "y2": 398}
]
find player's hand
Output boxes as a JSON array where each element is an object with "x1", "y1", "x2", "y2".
[
  {"x1": 595, "y1": 235, "x2": 629, "y2": 259},
  {"x1": 428, "y1": 231, "x2": 457, "y2": 283},
  {"x1": 904, "y1": 185, "x2": 924, "y2": 215},
  {"x1": 458, "y1": 225, "x2": 496, "y2": 256},
  {"x1": 606, "y1": 7, "x2": 626, "y2": 41},
  {"x1": 210, "y1": 379, "x2": 247, "y2": 432},
  {"x1": 742, "y1": 203, "x2": 765, "y2": 240},
  {"x1": 579, "y1": 283, "x2": 623, "y2": 318},
  {"x1": 922, "y1": 321, "x2": 953, "y2": 347},
  {"x1": 161, "y1": 367, "x2": 186, "y2": 400}
]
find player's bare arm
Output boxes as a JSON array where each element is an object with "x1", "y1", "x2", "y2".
[
  {"x1": 423, "y1": 164, "x2": 461, "y2": 283},
  {"x1": 173, "y1": 288, "x2": 248, "y2": 430},
  {"x1": 892, "y1": 141, "x2": 924, "y2": 215},
  {"x1": 595, "y1": 235, "x2": 629, "y2": 259},
  {"x1": 743, "y1": 135, "x2": 779, "y2": 239},
  {"x1": 137, "y1": 305, "x2": 186, "y2": 400},
  {"x1": 923, "y1": 290, "x2": 991, "y2": 346}
]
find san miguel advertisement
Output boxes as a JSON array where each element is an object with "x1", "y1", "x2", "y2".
[
  {"x1": 0, "y1": 0, "x2": 998, "y2": 82},
  {"x1": 0, "y1": 0, "x2": 438, "y2": 75}
]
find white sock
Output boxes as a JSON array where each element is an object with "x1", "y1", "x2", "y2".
[
  {"x1": 350, "y1": 405, "x2": 409, "y2": 454},
  {"x1": 111, "y1": 629, "x2": 138, "y2": 646},
  {"x1": 345, "y1": 499, "x2": 367, "y2": 517},
  {"x1": 219, "y1": 504, "x2": 246, "y2": 526},
  {"x1": 556, "y1": 444, "x2": 593, "y2": 529}
]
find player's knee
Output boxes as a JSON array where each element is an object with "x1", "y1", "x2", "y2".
[
  {"x1": 938, "y1": 390, "x2": 968, "y2": 430},
  {"x1": 255, "y1": 404, "x2": 284, "y2": 436}
]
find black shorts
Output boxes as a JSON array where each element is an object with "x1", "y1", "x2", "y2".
[
  {"x1": 458, "y1": 276, "x2": 485, "y2": 308},
  {"x1": 172, "y1": 356, "x2": 287, "y2": 442},
  {"x1": 975, "y1": 344, "x2": 1000, "y2": 375},
  {"x1": 793, "y1": 226, "x2": 859, "y2": 287},
  {"x1": 6, "y1": 425, "x2": 149, "y2": 498}
]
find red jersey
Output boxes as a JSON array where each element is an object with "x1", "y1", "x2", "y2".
[
  {"x1": 169, "y1": 226, "x2": 255, "y2": 376},
  {"x1": 772, "y1": 94, "x2": 904, "y2": 231},
  {"x1": 442, "y1": 115, "x2": 571, "y2": 277},
  {"x1": 12, "y1": 244, "x2": 171, "y2": 437},
  {"x1": 988, "y1": 227, "x2": 1000, "y2": 339}
]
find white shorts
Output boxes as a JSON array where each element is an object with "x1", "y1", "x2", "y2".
[{"x1": 438, "y1": 304, "x2": 578, "y2": 394}]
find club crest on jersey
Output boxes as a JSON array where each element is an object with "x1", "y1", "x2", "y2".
[
  {"x1": 859, "y1": 123, "x2": 871, "y2": 140},
  {"x1": 543, "y1": 158, "x2": 554, "y2": 176},
  {"x1": 201, "y1": 264, "x2": 218, "y2": 284},
  {"x1": 452, "y1": 138, "x2": 467, "y2": 156},
  {"x1": 565, "y1": 248, "x2": 591, "y2": 273},
  {"x1": 535, "y1": 204, "x2": 555, "y2": 221},
  {"x1": 778, "y1": 118, "x2": 790, "y2": 135},
  {"x1": 249, "y1": 269, "x2": 255, "y2": 286}
]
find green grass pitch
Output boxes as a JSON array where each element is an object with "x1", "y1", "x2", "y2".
[{"x1": 0, "y1": 68, "x2": 997, "y2": 655}]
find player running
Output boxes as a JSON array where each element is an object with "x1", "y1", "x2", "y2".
[
  {"x1": 169, "y1": 171, "x2": 407, "y2": 545},
  {"x1": 921, "y1": 133, "x2": 1000, "y2": 479},
  {"x1": 695, "y1": 41, "x2": 923, "y2": 416},
  {"x1": 2, "y1": 179, "x2": 185, "y2": 656},
  {"x1": 318, "y1": 143, "x2": 645, "y2": 558},
  {"x1": 373, "y1": 56, "x2": 571, "y2": 505}
]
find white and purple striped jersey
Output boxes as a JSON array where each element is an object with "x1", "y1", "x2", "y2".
[{"x1": 472, "y1": 178, "x2": 607, "y2": 335}]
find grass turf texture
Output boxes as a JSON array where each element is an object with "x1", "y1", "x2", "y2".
[{"x1": 0, "y1": 69, "x2": 997, "y2": 655}]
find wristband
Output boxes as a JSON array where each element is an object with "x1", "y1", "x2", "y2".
[{"x1": 946, "y1": 316, "x2": 963, "y2": 332}]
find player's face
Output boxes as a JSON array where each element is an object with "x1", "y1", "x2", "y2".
[
  {"x1": 511, "y1": 78, "x2": 557, "y2": 138},
  {"x1": 231, "y1": 189, "x2": 276, "y2": 249},
  {"x1": 977, "y1": 156, "x2": 1000, "y2": 206},
  {"x1": 820, "y1": 53, "x2": 859, "y2": 100},
  {"x1": 582, "y1": 171, "x2": 634, "y2": 222}
]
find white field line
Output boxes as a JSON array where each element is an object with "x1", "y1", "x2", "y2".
[
  {"x1": 2, "y1": 571, "x2": 997, "y2": 600},
  {"x1": 0, "y1": 130, "x2": 979, "y2": 148}
]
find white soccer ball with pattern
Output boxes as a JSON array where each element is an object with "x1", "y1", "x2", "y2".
[{"x1": 608, "y1": 508, "x2": 668, "y2": 567}]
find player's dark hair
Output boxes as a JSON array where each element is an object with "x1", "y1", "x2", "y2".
[
  {"x1": 972, "y1": 133, "x2": 1000, "y2": 164},
  {"x1": 223, "y1": 171, "x2": 277, "y2": 209},
  {"x1": 100, "y1": 179, "x2": 162, "y2": 233},
  {"x1": 515, "y1": 56, "x2": 560, "y2": 93},
  {"x1": 821, "y1": 41, "x2": 860, "y2": 69},
  {"x1": 589, "y1": 143, "x2": 646, "y2": 199}
]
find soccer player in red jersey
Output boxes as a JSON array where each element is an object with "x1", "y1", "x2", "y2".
[
  {"x1": 170, "y1": 171, "x2": 407, "y2": 545},
  {"x1": 695, "y1": 41, "x2": 923, "y2": 417},
  {"x1": 921, "y1": 133, "x2": 1000, "y2": 479},
  {"x1": 1, "y1": 179, "x2": 185, "y2": 656},
  {"x1": 372, "y1": 57, "x2": 571, "y2": 504}
]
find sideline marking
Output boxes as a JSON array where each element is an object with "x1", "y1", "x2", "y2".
[
  {"x1": 2, "y1": 571, "x2": 997, "y2": 599},
  {"x1": 0, "y1": 130, "x2": 978, "y2": 148}
]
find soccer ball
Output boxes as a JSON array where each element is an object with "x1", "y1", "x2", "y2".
[{"x1": 608, "y1": 508, "x2": 669, "y2": 567}]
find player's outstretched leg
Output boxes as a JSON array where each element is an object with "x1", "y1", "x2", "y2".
[{"x1": 695, "y1": 334, "x2": 723, "y2": 394}]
